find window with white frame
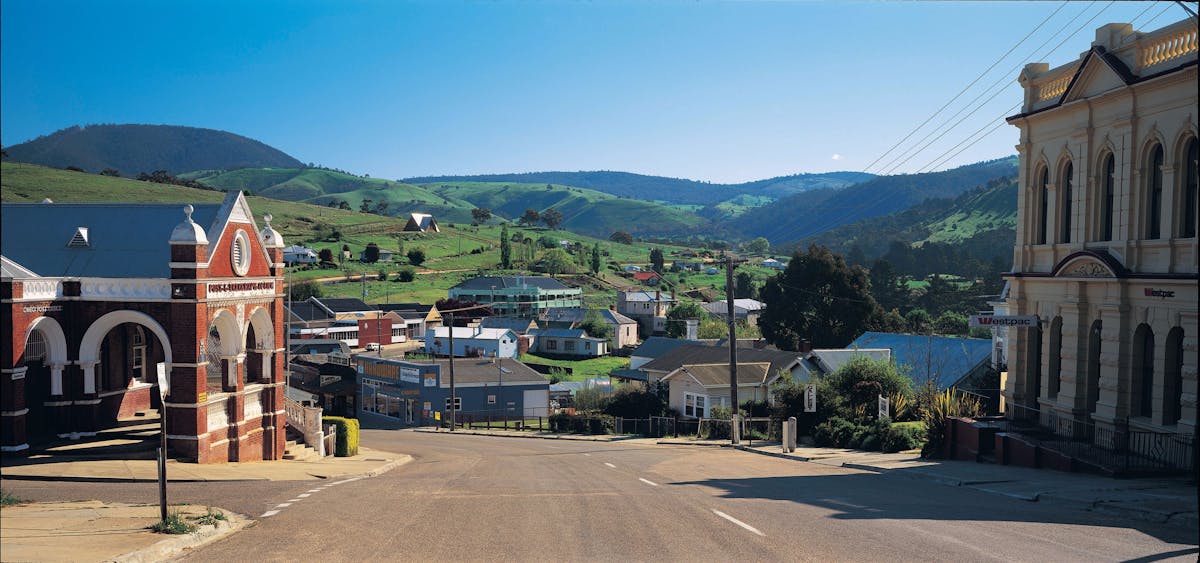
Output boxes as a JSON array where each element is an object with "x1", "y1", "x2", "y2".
[
  {"x1": 684, "y1": 392, "x2": 707, "y2": 418},
  {"x1": 130, "y1": 326, "x2": 147, "y2": 384},
  {"x1": 487, "y1": 394, "x2": 497, "y2": 405},
  {"x1": 445, "y1": 396, "x2": 462, "y2": 411}
]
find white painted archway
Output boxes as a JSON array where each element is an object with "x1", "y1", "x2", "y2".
[
  {"x1": 25, "y1": 316, "x2": 69, "y2": 395},
  {"x1": 78, "y1": 310, "x2": 173, "y2": 395}
]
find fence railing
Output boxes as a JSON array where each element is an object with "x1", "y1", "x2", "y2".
[
  {"x1": 1000, "y1": 402, "x2": 1195, "y2": 474},
  {"x1": 284, "y1": 395, "x2": 327, "y2": 456}
]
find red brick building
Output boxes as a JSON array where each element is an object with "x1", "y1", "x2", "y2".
[{"x1": 1, "y1": 192, "x2": 287, "y2": 463}]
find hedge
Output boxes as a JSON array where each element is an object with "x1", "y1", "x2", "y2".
[{"x1": 322, "y1": 416, "x2": 360, "y2": 457}]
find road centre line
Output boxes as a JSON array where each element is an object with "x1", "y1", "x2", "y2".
[
  {"x1": 712, "y1": 509, "x2": 765, "y2": 537},
  {"x1": 604, "y1": 462, "x2": 617, "y2": 468},
  {"x1": 287, "y1": 498, "x2": 303, "y2": 502},
  {"x1": 261, "y1": 510, "x2": 280, "y2": 517},
  {"x1": 639, "y1": 478, "x2": 659, "y2": 487},
  {"x1": 307, "y1": 489, "x2": 322, "y2": 493},
  {"x1": 275, "y1": 503, "x2": 292, "y2": 508},
  {"x1": 330, "y1": 477, "x2": 362, "y2": 485},
  {"x1": 298, "y1": 493, "x2": 311, "y2": 498},
  {"x1": 582, "y1": 453, "x2": 591, "y2": 456}
]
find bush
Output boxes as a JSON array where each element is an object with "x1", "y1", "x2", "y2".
[
  {"x1": 322, "y1": 416, "x2": 360, "y2": 457},
  {"x1": 549, "y1": 413, "x2": 612, "y2": 434},
  {"x1": 603, "y1": 386, "x2": 664, "y2": 418},
  {"x1": 395, "y1": 267, "x2": 416, "y2": 282},
  {"x1": 921, "y1": 388, "x2": 981, "y2": 458},
  {"x1": 151, "y1": 511, "x2": 197, "y2": 534},
  {"x1": 883, "y1": 423, "x2": 925, "y2": 453}
]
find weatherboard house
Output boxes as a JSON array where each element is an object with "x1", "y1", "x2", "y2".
[{"x1": 1, "y1": 192, "x2": 288, "y2": 463}]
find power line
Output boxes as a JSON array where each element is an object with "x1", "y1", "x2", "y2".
[
  {"x1": 881, "y1": 1, "x2": 1117, "y2": 176},
  {"x1": 862, "y1": 1, "x2": 1070, "y2": 174}
]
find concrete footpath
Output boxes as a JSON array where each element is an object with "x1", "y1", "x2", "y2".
[
  {"x1": 0, "y1": 448, "x2": 410, "y2": 562},
  {"x1": 0, "y1": 446, "x2": 410, "y2": 483},
  {"x1": 426, "y1": 427, "x2": 1199, "y2": 530}
]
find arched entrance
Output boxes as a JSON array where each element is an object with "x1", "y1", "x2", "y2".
[
  {"x1": 207, "y1": 309, "x2": 242, "y2": 393},
  {"x1": 21, "y1": 317, "x2": 68, "y2": 443},
  {"x1": 78, "y1": 310, "x2": 173, "y2": 429},
  {"x1": 244, "y1": 306, "x2": 275, "y2": 384}
]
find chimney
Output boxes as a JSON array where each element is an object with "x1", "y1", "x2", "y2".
[
  {"x1": 684, "y1": 319, "x2": 699, "y2": 341},
  {"x1": 799, "y1": 339, "x2": 812, "y2": 353}
]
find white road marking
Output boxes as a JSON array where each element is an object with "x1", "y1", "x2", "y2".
[
  {"x1": 261, "y1": 510, "x2": 280, "y2": 517},
  {"x1": 604, "y1": 462, "x2": 617, "y2": 468},
  {"x1": 287, "y1": 498, "x2": 303, "y2": 502},
  {"x1": 639, "y1": 478, "x2": 659, "y2": 487},
  {"x1": 307, "y1": 489, "x2": 322, "y2": 493},
  {"x1": 330, "y1": 477, "x2": 362, "y2": 485},
  {"x1": 275, "y1": 503, "x2": 292, "y2": 508},
  {"x1": 712, "y1": 509, "x2": 765, "y2": 537},
  {"x1": 583, "y1": 453, "x2": 591, "y2": 456},
  {"x1": 297, "y1": 493, "x2": 311, "y2": 498}
]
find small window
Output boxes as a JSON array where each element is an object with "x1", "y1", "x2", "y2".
[
  {"x1": 565, "y1": 340, "x2": 576, "y2": 351},
  {"x1": 488, "y1": 395, "x2": 497, "y2": 405},
  {"x1": 1147, "y1": 145, "x2": 1164, "y2": 239},
  {"x1": 444, "y1": 397, "x2": 462, "y2": 411},
  {"x1": 231, "y1": 230, "x2": 251, "y2": 276}
]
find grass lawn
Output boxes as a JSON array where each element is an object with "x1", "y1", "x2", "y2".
[{"x1": 517, "y1": 354, "x2": 630, "y2": 382}]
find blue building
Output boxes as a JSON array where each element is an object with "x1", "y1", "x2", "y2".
[{"x1": 356, "y1": 357, "x2": 550, "y2": 425}]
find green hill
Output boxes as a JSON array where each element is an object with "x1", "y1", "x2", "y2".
[
  {"x1": 802, "y1": 174, "x2": 1018, "y2": 261},
  {"x1": 185, "y1": 168, "x2": 709, "y2": 239},
  {"x1": 403, "y1": 170, "x2": 872, "y2": 206},
  {"x1": 735, "y1": 157, "x2": 1018, "y2": 245},
  {"x1": 3, "y1": 124, "x2": 304, "y2": 176}
]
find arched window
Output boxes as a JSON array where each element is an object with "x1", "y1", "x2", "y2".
[
  {"x1": 1132, "y1": 324, "x2": 1155, "y2": 417},
  {"x1": 1086, "y1": 320, "x2": 1102, "y2": 415},
  {"x1": 1101, "y1": 154, "x2": 1115, "y2": 241},
  {"x1": 1060, "y1": 162, "x2": 1073, "y2": 243},
  {"x1": 1163, "y1": 328, "x2": 1184, "y2": 425},
  {"x1": 130, "y1": 326, "x2": 147, "y2": 384},
  {"x1": 1048, "y1": 316, "x2": 1063, "y2": 398},
  {"x1": 1147, "y1": 144, "x2": 1164, "y2": 239},
  {"x1": 1182, "y1": 138, "x2": 1197, "y2": 238},
  {"x1": 25, "y1": 329, "x2": 47, "y2": 364},
  {"x1": 1037, "y1": 167, "x2": 1049, "y2": 245}
]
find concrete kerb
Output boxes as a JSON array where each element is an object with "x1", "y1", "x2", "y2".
[
  {"x1": 309, "y1": 454, "x2": 412, "y2": 480},
  {"x1": 113, "y1": 509, "x2": 252, "y2": 563}
]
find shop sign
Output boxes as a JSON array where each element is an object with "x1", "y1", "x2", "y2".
[
  {"x1": 1143, "y1": 288, "x2": 1176, "y2": 299},
  {"x1": 970, "y1": 315, "x2": 1039, "y2": 327},
  {"x1": 424, "y1": 372, "x2": 438, "y2": 387}
]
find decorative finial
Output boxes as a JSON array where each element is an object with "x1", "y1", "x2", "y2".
[
  {"x1": 264, "y1": 213, "x2": 273, "y2": 227},
  {"x1": 183, "y1": 204, "x2": 194, "y2": 223}
]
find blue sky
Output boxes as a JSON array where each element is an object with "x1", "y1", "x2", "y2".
[{"x1": 0, "y1": 1, "x2": 1187, "y2": 183}]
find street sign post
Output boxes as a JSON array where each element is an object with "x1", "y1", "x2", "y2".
[
  {"x1": 156, "y1": 363, "x2": 169, "y2": 524},
  {"x1": 804, "y1": 383, "x2": 817, "y2": 413},
  {"x1": 969, "y1": 314, "x2": 1040, "y2": 328},
  {"x1": 878, "y1": 395, "x2": 890, "y2": 420}
]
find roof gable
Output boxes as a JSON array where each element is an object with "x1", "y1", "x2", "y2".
[
  {"x1": 1061, "y1": 47, "x2": 1135, "y2": 105},
  {"x1": 205, "y1": 191, "x2": 273, "y2": 272}
]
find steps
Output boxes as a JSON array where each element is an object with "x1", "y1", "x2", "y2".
[{"x1": 283, "y1": 429, "x2": 321, "y2": 461}]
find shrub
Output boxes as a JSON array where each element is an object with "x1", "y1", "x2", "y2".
[
  {"x1": 860, "y1": 434, "x2": 881, "y2": 451},
  {"x1": 322, "y1": 416, "x2": 360, "y2": 457},
  {"x1": 0, "y1": 490, "x2": 24, "y2": 507},
  {"x1": 151, "y1": 511, "x2": 197, "y2": 534},
  {"x1": 549, "y1": 413, "x2": 612, "y2": 434},
  {"x1": 883, "y1": 423, "x2": 925, "y2": 453},
  {"x1": 603, "y1": 386, "x2": 664, "y2": 418},
  {"x1": 377, "y1": 269, "x2": 388, "y2": 281},
  {"x1": 921, "y1": 388, "x2": 981, "y2": 458},
  {"x1": 395, "y1": 267, "x2": 416, "y2": 282}
]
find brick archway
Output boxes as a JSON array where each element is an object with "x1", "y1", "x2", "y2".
[{"x1": 78, "y1": 310, "x2": 173, "y2": 395}]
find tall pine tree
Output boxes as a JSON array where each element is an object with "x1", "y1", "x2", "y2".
[{"x1": 500, "y1": 223, "x2": 512, "y2": 269}]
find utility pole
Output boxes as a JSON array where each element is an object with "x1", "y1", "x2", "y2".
[
  {"x1": 725, "y1": 254, "x2": 740, "y2": 445},
  {"x1": 447, "y1": 313, "x2": 456, "y2": 431}
]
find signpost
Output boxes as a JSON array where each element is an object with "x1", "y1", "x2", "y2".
[
  {"x1": 804, "y1": 383, "x2": 817, "y2": 413},
  {"x1": 878, "y1": 395, "x2": 890, "y2": 420},
  {"x1": 969, "y1": 314, "x2": 1040, "y2": 328},
  {"x1": 156, "y1": 364, "x2": 169, "y2": 524}
]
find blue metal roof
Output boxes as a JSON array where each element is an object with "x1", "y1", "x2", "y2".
[
  {"x1": 1, "y1": 201, "x2": 221, "y2": 278},
  {"x1": 631, "y1": 336, "x2": 703, "y2": 359},
  {"x1": 848, "y1": 332, "x2": 992, "y2": 389}
]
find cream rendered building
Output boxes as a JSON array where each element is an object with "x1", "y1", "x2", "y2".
[{"x1": 1004, "y1": 19, "x2": 1198, "y2": 454}]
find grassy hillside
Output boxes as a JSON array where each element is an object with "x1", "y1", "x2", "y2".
[
  {"x1": 186, "y1": 167, "x2": 710, "y2": 239},
  {"x1": 0, "y1": 162, "x2": 713, "y2": 305},
  {"x1": 802, "y1": 174, "x2": 1017, "y2": 260},
  {"x1": 4, "y1": 124, "x2": 303, "y2": 176},
  {"x1": 404, "y1": 170, "x2": 872, "y2": 206},
  {"x1": 736, "y1": 157, "x2": 1017, "y2": 246}
]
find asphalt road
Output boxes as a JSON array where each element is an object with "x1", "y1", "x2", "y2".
[{"x1": 6, "y1": 430, "x2": 1197, "y2": 562}]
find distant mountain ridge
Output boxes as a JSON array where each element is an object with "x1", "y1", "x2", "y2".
[
  {"x1": 3, "y1": 124, "x2": 304, "y2": 176},
  {"x1": 403, "y1": 170, "x2": 874, "y2": 206},
  {"x1": 734, "y1": 157, "x2": 1019, "y2": 246}
]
